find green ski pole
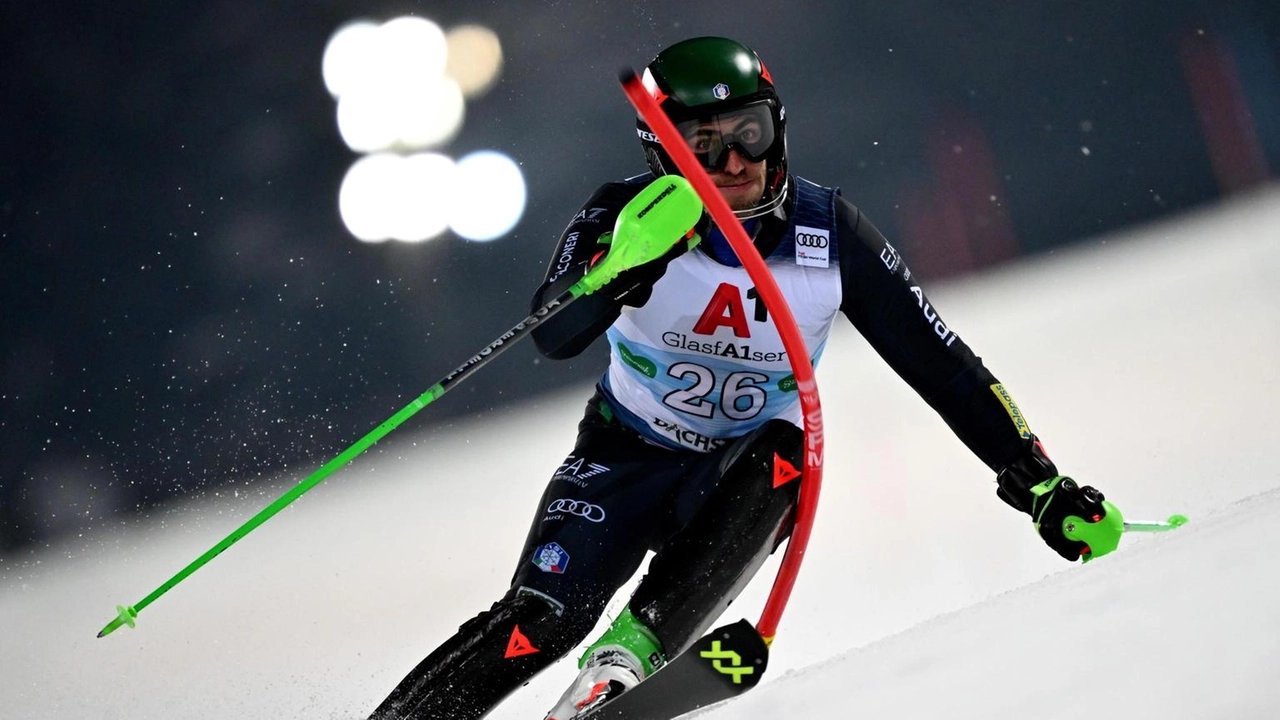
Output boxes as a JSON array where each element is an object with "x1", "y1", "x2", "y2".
[
  {"x1": 98, "y1": 175, "x2": 703, "y2": 638},
  {"x1": 1123, "y1": 514, "x2": 1189, "y2": 532}
]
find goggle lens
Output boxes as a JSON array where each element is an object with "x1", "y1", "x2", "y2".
[{"x1": 675, "y1": 103, "x2": 775, "y2": 171}]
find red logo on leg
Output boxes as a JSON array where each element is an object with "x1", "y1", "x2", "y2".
[
  {"x1": 772, "y1": 453, "x2": 801, "y2": 487},
  {"x1": 504, "y1": 624, "x2": 540, "y2": 658}
]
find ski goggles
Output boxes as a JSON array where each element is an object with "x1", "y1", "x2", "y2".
[{"x1": 674, "y1": 101, "x2": 776, "y2": 171}]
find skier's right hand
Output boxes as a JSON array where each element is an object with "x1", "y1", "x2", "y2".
[{"x1": 592, "y1": 225, "x2": 700, "y2": 307}]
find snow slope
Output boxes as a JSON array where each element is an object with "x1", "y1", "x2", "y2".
[
  {"x1": 698, "y1": 488, "x2": 1280, "y2": 719},
  {"x1": 3, "y1": 187, "x2": 1278, "y2": 719}
]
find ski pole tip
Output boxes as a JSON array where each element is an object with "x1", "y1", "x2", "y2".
[
  {"x1": 97, "y1": 604, "x2": 138, "y2": 638},
  {"x1": 617, "y1": 66, "x2": 638, "y2": 84},
  {"x1": 1168, "y1": 514, "x2": 1189, "y2": 527}
]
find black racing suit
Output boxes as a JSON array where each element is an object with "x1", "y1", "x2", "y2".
[{"x1": 370, "y1": 174, "x2": 1049, "y2": 720}]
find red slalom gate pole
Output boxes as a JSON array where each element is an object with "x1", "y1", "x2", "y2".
[{"x1": 619, "y1": 68, "x2": 825, "y2": 644}]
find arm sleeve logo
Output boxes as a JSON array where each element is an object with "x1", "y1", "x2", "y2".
[{"x1": 990, "y1": 383, "x2": 1032, "y2": 438}]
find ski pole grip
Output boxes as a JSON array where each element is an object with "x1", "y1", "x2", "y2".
[
  {"x1": 1062, "y1": 499, "x2": 1124, "y2": 562},
  {"x1": 574, "y1": 175, "x2": 702, "y2": 296}
]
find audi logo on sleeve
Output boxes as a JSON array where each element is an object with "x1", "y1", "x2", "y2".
[{"x1": 544, "y1": 498, "x2": 607, "y2": 522}]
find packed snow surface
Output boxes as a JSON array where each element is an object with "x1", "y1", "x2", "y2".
[{"x1": 4, "y1": 188, "x2": 1278, "y2": 719}]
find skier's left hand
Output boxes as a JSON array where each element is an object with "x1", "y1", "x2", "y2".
[
  {"x1": 995, "y1": 437, "x2": 1121, "y2": 562},
  {"x1": 1022, "y1": 475, "x2": 1116, "y2": 561}
]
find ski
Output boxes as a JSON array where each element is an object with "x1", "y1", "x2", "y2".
[{"x1": 578, "y1": 619, "x2": 769, "y2": 719}]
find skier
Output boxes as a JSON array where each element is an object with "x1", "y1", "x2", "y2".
[{"x1": 368, "y1": 36, "x2": 1113, "y2": 720}]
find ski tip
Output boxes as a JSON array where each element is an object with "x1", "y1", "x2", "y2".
[{"x1": 617, "y1": 66, "x2": 638, "y2": 84}]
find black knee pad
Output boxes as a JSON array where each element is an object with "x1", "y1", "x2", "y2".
[{"x1": 368, "y1": 590, "x2": 591, "y2": 720}]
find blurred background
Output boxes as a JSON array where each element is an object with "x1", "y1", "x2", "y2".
[{"x1": 2, "y1": 0, "x2": 1277, "y2": 554}]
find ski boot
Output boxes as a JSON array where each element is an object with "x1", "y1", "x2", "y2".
[{"x1": 544, "y1": 607, "x2": 664, "y2": 719}]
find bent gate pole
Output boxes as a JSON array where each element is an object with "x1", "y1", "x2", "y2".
[{"x1": 620, "y1": 69, "x2": 826, "y2": 644}]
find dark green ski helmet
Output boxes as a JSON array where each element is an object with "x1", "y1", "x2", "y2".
[{"x1": 638, "y1": 37, "x2": 788, "y2": 219}]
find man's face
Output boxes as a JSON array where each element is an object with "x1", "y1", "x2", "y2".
[
  {"x1": 678, "y1": 104, "x2": 773, "y2": 212},
  {"x1": 709, "y1": 145, "x2": 767, "y2": 212}
]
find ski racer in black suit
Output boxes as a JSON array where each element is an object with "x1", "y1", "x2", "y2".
[{"x1": 368, "y1": 36, "x2": 1115, "y2": 720}]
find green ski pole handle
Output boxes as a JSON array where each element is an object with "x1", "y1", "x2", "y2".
[
  {"x1": 97, "y1": 175, "x2": 703, "y2": 638},
  {"x1": 573, "y1": 176, "x2": 704, "y2": 296},
  {"x1": 1060, "y1": 499, "x2": 1125, "y2": 563}
]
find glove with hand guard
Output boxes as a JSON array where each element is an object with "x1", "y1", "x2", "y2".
[
  {"x1": 996, "y1": 437, "x2": 1123, "y2": 562},
  {"x1": 590, "y1": 216, "x2": 704, "y2": 307}
]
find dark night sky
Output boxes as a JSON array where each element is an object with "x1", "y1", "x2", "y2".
[{"x1": 2, "y1": 0, "x2": 1277, "y2": 552}]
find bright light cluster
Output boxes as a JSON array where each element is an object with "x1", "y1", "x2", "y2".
[
  {"x1": 323, "y1": 17, "x2": 524, "y2": 243},
  {"x1": 340, "y1": 151, "x2": 526, "y2": 243}
]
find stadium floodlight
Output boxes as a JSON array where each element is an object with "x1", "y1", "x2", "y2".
[
  {"x1": 446, "y1": 25, "x2": 504, "y2": 98},
  {"x1": 340, "y1": 152, "x2": 457, "y2": 243},
  {"x1": 449, "y1": 151, "x2": 526, "y2": 242}
]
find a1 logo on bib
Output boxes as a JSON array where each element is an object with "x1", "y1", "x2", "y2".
[{"x1": 794, "y1": 225, "x2": 830, "y2": 268}]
